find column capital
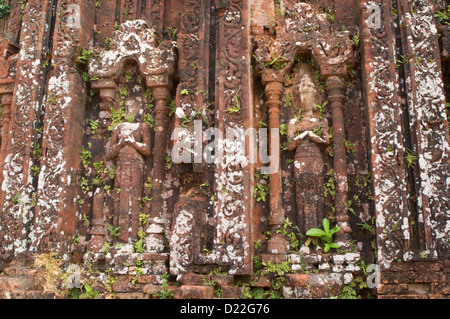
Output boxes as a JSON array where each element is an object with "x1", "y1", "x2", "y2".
[
  {"x1": 325, "y1": 75, "x2": 347, "y2": 106},
  {"x1": 263, "y1": 80, "x2": 284, "y2": 110}
]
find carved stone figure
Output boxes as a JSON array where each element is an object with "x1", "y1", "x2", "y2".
[
  {"x1": 287, "y1": 65, "x2": 330, "y2": 234},
  {"x1": 107, "y1": 100, "x2": 151, "y2": 243}
]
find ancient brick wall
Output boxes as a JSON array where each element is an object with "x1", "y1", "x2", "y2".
[{"x1": 0, "y1": 0, "x2": 448, "y2": 300}]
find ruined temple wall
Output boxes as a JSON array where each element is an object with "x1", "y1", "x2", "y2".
[{"x1": 0, "y1": 0, "x2": 447, "y2": 299}]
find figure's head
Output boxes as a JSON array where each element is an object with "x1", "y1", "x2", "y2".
[
  {"x1": 297, "y1": 73, "x2": 318, "y2": 117},
  {"x1": 125, "y1": 98, "x2": 142, "y2": 122}
]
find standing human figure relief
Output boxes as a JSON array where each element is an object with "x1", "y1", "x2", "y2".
[
  {"x1": 107, "y1": 99, "x2": 152, "y2": 243},
  {"x1": 287, "y1": 64, "x2": 330, "y2": 234}
]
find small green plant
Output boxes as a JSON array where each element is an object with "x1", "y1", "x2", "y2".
[
  {"x1": 338, "y1": 282, "x2": 360, "y2": 299},
  {"x1": 254, "y1": 183, "x2": 270, "y2": 202},
  {"x1": 77, "y1": 48, "x2": 93, "y2": 65},
  {"x1": 167, "y1": 26, "x2": 178, "y2": 38},
  {"x1": 305, "y1": 218, "x2": 340, "y2": 252},
  {"x1": 405, "y1": 148, "x2": 417, "y2": 168},
  {"x1": 226, "y1": 85, "x2": 241, "y2": 113},
  {"x1": 352, "y1": 34, "x2": 360, "y2": 46},
  {"x1": 165, "y1": 152, "x2": 172, "y2": 170},
  {"x1": 90, "y1": 119, "x2": 99, "y2": 134},
  {"x1": 326, "y1": 9, "x2": 335, "y2": 23},
  {"x1": 276, "y1": 218, "x2": 300, "y2": 252},
  {"x1": 80, "y1": 146, "x2": 92, "y2": 166},
  {"x1": 283, "y1": 93, "x2": 293, "y2": 108},
  {"x1": 79, "y1": 284, "x2": 99, "y2": 299},
  {"x1": 19, "y1": 0, "x2": 27, "y2": 11},
  {"x1": 139, "y1": 212, "x2": 150, "y2": 226},
  {"x1": 143, "y1": 113, "x2": 156, "y2": 129},
  {"x1": 356, "y1": 217, "x2": 376, "y2": 234},
  {"x1": 12, "y1": 192, "x2": 25, "y2": 205},
  {"x1": 93, "y1": 161, "x2": 104, "y2": 173},
  {"x1": 316, "y1": 101, "x2": 328, "y2": 118},
  {"x1": 167, "y1": 97, "x2": 176, "y2": 117},
  {"x1": 268, "y1": 55, "x2": 288, "y2": 70},
  {"x1": 144, "y1": 177, "x2": 153, "y2": 190},
  {"x1": 32, "y1": 141, "x2": 42, "y2": 160},
  {"x1": 312, "y1": 125, "x2": 324, "y2": 137},
  {"x1": 275, "y1": 7, "x2": 285, "y2": 19},
  {"x1": 436, "y1": 7, "x2": 450, "y2": 25},
  {"x1": 108, "y1": 224, "x2": 120, "y2": 237},
  {"x1": 134, "y1": 230, "x2": 146, "y2": 253},
  {"x1": 119, "y1": 86, "x2": 129, "y2": 98},
  {"x1": 45, "y1": 94, "x2": 56, "y2": 106},
  {"x1": 107, "y1": 166, "x2": 115, "y2": 180},
  {"x1": 0, "y1": 1, "x2": 11, "y2": 19},
  {"x1": 294, "y1": 109, "x2": 303, "y2": 122},
  {"x1": 262, "y1": 260, "x2": 292, "y2": 276},
  {"x1": 396, "y1": 53, "x2": 415, "y2": 68},
  {"x1": 324, "y1": 169, "x2": 336, "y2": 199},
  {"x1": 80, "y1": 177, "x2": 90, "y2": 193},
  {"x1": 108, "y1": 107, "x2": 126, "y2": 130},
  {"x1": 82, "y1": 213, "x2": 90, "y2": 227},
  {"x1": 30, "y1": 165, "x2": 40, "y2": 177},
  {"x1": 155, "y1": 273, "x2": 174, "y2": 299},
  {"x1": 344, "y1": 139, "x2": 357, "y2": 154},
  {"x1": 103, "y1": 241, "x2": 111, "y2": 255},
  {"x1": 279, "y1": 123, "x2": 287, "y2": 136},
  {"x1": 104, "y1": 275, "x2": 118, "y2": 294}
]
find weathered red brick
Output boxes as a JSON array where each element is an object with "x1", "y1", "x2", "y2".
[
  {"x1": 114, "y1": 293, "x2": 145, "y2": 299},
  {"x1": 285, "y1": 274, "x2": 309, "y2": 287},
  {"x1": 179, "y1": 286, "x2": 214, "y2": 299},
  {"x1": 378, "y1": 284, "x2": 409, "y2": 295}
]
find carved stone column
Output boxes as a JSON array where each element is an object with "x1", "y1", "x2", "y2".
[
  {"x1": 147, "y1": 85, "x2": 171, "y2": 253},
  {"x1": 325, "y1": 76, "x2": 351, "y2": 243},
  {"x1": 87, "y1": 81, "x2": 115, "y2": 253},
  {"x1": 0, "y1": 1, "x2": 54, "y2": 261},
  {"x1": 31, "y1": 0, "x2": 96, "y2": 254},
  {"x1": 261, "y1": 71, "x2": 287, "y2": 255},
  {"x1": 313, "y1": 33, "x2": 355, "y2": 246},
  {"x1": 87, "y1": 187, "x2": 107, "y2": 252}
]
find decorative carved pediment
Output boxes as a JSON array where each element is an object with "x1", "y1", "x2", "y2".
[
  {"x1": 89, "y1": 20, "x2": 178, "y2": 88},
  {"x1": 253, "y1": 3, "x2": 354, "y2": 79}
]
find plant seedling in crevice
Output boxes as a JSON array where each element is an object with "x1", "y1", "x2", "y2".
[{"x1": 305, "y1": 218, "x2": 340, "y2": 252}]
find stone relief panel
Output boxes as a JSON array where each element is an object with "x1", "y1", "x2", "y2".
[
  {"x1": 0, "y1": 0, "x2": 447, "y2": 300},
  {"x1": 287, "y1": 64, "x2": 330, "y2": 234}
]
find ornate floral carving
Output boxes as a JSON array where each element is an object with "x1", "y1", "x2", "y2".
[
  {"x1": 360, "y1": 0, "x2": 410, "y2": 269},
  {"x1": 0, "y1": 1, "x2": 49, "y2": 259},
  {"x1": 30, "y1": 0, "x2": 93, "y2": 254},
  {"x1": 89, "y1": 20, "x2": 177, "y2": 85},
  {"x1": 399, "y1": 0, "x2": 449, "y2": 258},
  {"x1": 213, "y1": 0, "x2": 252, "y2": 274}
]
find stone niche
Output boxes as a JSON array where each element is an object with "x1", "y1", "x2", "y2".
[{"x1": 0, "y1": 0, "x2": 448, "y2": 300}]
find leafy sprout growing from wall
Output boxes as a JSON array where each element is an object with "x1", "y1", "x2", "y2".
[
  {"x1": 305, "y1": 218, "x2": 340, "y2": 252},
  {"x1": 0, "y1": 0, "x2": 10, "y2": 19}
]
